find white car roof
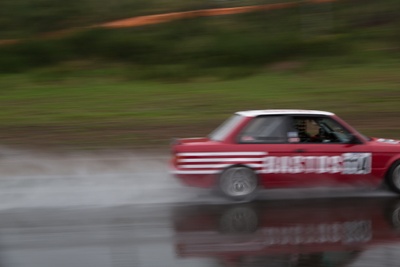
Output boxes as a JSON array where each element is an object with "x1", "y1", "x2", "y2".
[{"x1": 236, "y1": 109, "x2": 334, "y2": 117}]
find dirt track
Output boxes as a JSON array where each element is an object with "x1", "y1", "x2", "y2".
[{"x1": 0, "y1": 0, "x2": 336, "y2": 44}]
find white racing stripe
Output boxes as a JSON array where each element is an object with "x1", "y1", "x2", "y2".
[
  {"x1": 179, "y1": 158, "x2": 266, "y2": 163},
  {"x1": 180, "y1": 163, "x2": 263, "y2": 169},
  {"x1": 174, "y1": 152, "x2": 267, "y2": 174},
  {"x1": 177, "y1": 152, "x2": 267, "y2": 157}
]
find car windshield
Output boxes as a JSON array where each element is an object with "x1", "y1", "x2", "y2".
[
  {"x1": 209, "y1": 114, "x2": 244, "y2": 142},
  {"x1": 320, "y1": 117, "x2": 371, "y2": 142}
]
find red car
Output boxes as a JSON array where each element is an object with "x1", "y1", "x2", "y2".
[{"x1": 170, "y1": 110, "x2": 400, "y2": 200}]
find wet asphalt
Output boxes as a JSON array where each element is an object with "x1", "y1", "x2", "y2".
[
  {"x1": 0, "y1": 149, "x2": 400, "y2": 266},
  {"x1": 1, "y1": 196, "x2": 400, "y2": 267}
]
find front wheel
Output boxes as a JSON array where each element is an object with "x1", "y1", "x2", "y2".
[
  {"x1": 219, "y1": 166, "x2": 258, "y2": 201},
  {"x1": 386, "y1": 161, "x2": 400, "y2": 194}
]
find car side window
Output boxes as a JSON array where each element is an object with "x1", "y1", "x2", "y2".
[
  {"x1": 291, "y1": 116, "x2": 353, "y2": 143},
  {"x1": 238, "y1": 116, "x2": 287, "y2": 143}
]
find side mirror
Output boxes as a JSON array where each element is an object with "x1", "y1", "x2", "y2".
[{"x1": 348, "y1": 134, "x2": 362, "y2": 144}]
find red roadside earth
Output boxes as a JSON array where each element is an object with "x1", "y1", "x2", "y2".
[{"x1": 0, "y1": 0, "x2": 336, "y2": 44}]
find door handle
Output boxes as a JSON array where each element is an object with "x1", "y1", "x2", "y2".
[{"x1": 293, "y1": 149, "x2": 306, "y2": 153}]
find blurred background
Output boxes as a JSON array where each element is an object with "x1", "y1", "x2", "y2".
[
  {"x1": 0, "y1": 0, "x2": 399, "y2": 150},
  {"x1": 0, "y1": 2, "x2": 400, "y2": 266}
]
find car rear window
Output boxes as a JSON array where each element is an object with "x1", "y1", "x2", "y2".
[
  {"x1": 238, "y1": 116, "x2": 287, "y2": 143},
  {"x1": 209, "y1": 115, "x2": 244, "y2": 142}
]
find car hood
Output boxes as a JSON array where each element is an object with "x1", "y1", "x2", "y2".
[{"x1": 370, "y1": 137, "x2": 400, "y2": 145}]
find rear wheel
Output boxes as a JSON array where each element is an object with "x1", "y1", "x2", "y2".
[
  {"x1": 386, "y1": 161, "x2": 400, "y2": 194},
  {"x1": 219, "y1": 166, "x2": 258, "y2": 201}
]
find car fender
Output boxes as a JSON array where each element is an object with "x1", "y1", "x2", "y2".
[{"x1": 383, "y1": 154, "x2": 400, "y2": 177}]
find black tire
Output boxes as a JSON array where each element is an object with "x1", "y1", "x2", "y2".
[
  {"x1": 385, "y1": 161, "x2": 400, "y2": 194},
  {"x1": 219, "y1": 166, "x2": 258, "y2": 201}
]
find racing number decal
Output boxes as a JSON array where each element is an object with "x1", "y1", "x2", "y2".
[
  {"x1": 262, "y1": 153, "x2": 372, "y2": 174},
  {"x1": 342, "y1": 153, "x2": 371, "y2": 174}
]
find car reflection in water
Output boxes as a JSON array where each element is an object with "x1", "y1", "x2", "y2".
[{"x1": 173, "y1": 197, "x2": 400, "y2": 267}]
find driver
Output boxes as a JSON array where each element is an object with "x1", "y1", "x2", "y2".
[{"x1": 294, "y1": 119, "x2": 322, "y2": 143}]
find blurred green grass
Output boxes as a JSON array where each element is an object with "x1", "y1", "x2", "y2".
[
  {"x1": 0, "y1": 63, "x2": 399, "y2": 149},
  {"x1": 0, "y1": 0, "x2": 399, "y2": 149}
]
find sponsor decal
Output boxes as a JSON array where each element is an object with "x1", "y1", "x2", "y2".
[
  {"x1": 262, "y1": 153, "x2": 371, "y2": 174},
  {"x1": 174, "y1": 151, "x2": 371, "y2": 175}
]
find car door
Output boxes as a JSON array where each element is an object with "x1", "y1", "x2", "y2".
[
  {"x1": 285, "y1": 115, "x2": 375, "y2": 186},
  {"x1": 235, "y1": 115, "x2": 321, "y2": 188}
]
